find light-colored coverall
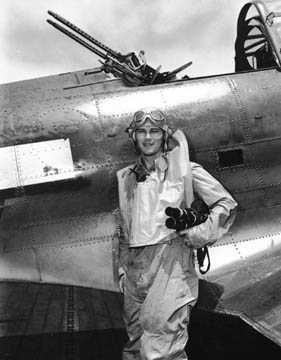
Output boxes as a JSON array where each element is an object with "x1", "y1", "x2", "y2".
[{"x1": 117, "y1": 129, "x2": 237, "y2": 360}]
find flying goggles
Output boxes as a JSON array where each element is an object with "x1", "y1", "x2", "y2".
[{"x1": 127, "y1": 108, "x2": 168, "y2": 138}]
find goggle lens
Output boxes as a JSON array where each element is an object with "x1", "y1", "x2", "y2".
[{"x1": 134, "y1": 109, "x2": 165, "y2": 124}]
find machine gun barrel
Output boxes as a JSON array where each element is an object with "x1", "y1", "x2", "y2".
[
  {"x1": 47, "y1": 10, "x2": 121, "y2": 60},
  {"x1": 47, "y1": 17, "x2": 144, "y2": 85},
  {"x1": 165, "y1": 61, "x2": 193, "y2": 80},
  {"x1": 47, "y1": 19, "x2": 106, "y2": 59}
]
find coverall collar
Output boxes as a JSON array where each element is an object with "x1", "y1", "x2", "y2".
[{"x1": 130, "y1": 154, "x2": 168, "y2": 182}]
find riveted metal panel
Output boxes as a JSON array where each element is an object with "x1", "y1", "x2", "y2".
[
  {"x1": 236, "y1": 233, "x2": 281, "y2": 267},
  {"x1": 1, "y1": 94, "x2": 104, "y2": 145},
  {"x1": 0, "y1": 139, "x2": 75, "y2": 190},
  {"x1": 260, "y1": 185, "x2": 281, "y2": 207},
  {"x1": 0, "y1": 211, "x2": 119, "y2": 290},
  {"x1": 96, "y1": 88, "x2": 165, "y2": 119},
  {"x1": 217, "y1": 166, "x2": 262, "y2": 194},
  {"x1": 0, "y1": 172, "x2": 116, "y2": 228},
  {"x1": 250, "y1": 113, "x2": 281, "y2": 142},
  {"x1": 183, "y1": 118, "x2": 245, "y2": 150},
  {"x1": 3, "y1": 212, "x2": 116, "y2": 251},
  {"x1": 37, "y1": 237, "x2": 117, "y2": 290},
  {"x1": 162, "y1": 78, "x2": 246, "y2": 150},
  {"x1": 30, "y1": 213, "x2": 116, "y2": 249},
  {"x1": 250, "y1": 140, "x2": 281, "y2": 190},
  {"x1": 1, "y1": 225, "x2": 34, "y2": 252},
  {"x1": 0, "y1": 248, "x2": 40, "y2": 282},
  {"x1": 251, "y1": 140, "x2": 281, "y2": 167},
  {"x1": 229, "y1": 69, "x2": 281, "y2": 142},
  {"x1": 233, "y1": 188, "x2": 272, "y2": 210},
  {"x1": 228, "y1": 205, "x2": 281, "y2": 244},
  {"x1": 0, "y1": 146, "x2": 20, "y2": 189},
  {"x1": 162, "y1": 78, "x2": 232, "y2": 109},
  {"x1": 72, "y1": 137, "x2": 111, "y2": 168},
  {"x1": 17, "y1": 139, "x2": 75, "y2": 186}
]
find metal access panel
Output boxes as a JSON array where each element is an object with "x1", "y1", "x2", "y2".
[{"x1": 0, "y1": 138, "x2": 75, "y2": 190}]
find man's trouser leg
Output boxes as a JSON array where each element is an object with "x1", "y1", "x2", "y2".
[
  {"x1": 122, "y1": 239, "x2": 197, "y2": 360},
  {"x1": 122, "y1": 286, "x2": 143, "y2": 360}
]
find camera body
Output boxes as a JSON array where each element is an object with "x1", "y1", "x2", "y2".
[{"x1": 165, "y1": 199, "x2": 209, "y2": 231}]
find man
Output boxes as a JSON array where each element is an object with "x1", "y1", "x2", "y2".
[{"x1": 117, "y1": 107, "x2": 237, "y2": 360}]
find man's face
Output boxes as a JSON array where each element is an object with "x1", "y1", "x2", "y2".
[{"x1": 134, "y1": 120, "x2": 164, "y2": 158}]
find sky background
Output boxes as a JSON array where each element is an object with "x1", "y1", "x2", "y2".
[{"x1": 0, "y1": 0, "x2": 248, "y2": 84}]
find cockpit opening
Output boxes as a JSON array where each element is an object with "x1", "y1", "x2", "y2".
[{"x1": 235, "y1": 0, "x2": 281, "y2": 72}]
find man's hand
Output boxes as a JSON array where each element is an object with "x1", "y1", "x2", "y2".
[
  {"x1": 167, "y1": 126, "x2": 175, "y2": 138},
  {"x1": 119, "y1": 273, "x2": 125, "y2": 293},
  {"x1": 179, "y1": 230, "x2": 193, "y2": 248}
]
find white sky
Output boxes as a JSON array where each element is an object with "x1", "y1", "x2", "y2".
[{"x1": 0, "y1": 0, "x2": 248, "y2": 84}]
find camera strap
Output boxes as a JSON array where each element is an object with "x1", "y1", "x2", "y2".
[{"x1": 197, "y1": 246, "x2": 211, "y2": 274}]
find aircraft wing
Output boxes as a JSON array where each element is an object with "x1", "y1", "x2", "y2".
[{"x1": 197, "y1": 212, "x2": 281, "y2": 346}]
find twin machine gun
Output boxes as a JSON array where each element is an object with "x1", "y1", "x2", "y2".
[{"x1": 47, "y1": 11, "x2": 192, "y2": 86}]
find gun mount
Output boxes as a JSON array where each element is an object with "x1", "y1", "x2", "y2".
[{"x1": 47, "y1": 11, "x2": 192, "y2": 86}]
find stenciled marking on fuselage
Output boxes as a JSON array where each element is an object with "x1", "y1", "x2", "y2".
[{"x1": 0, "y1": 139, "x2": 76, "y2": 190}]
